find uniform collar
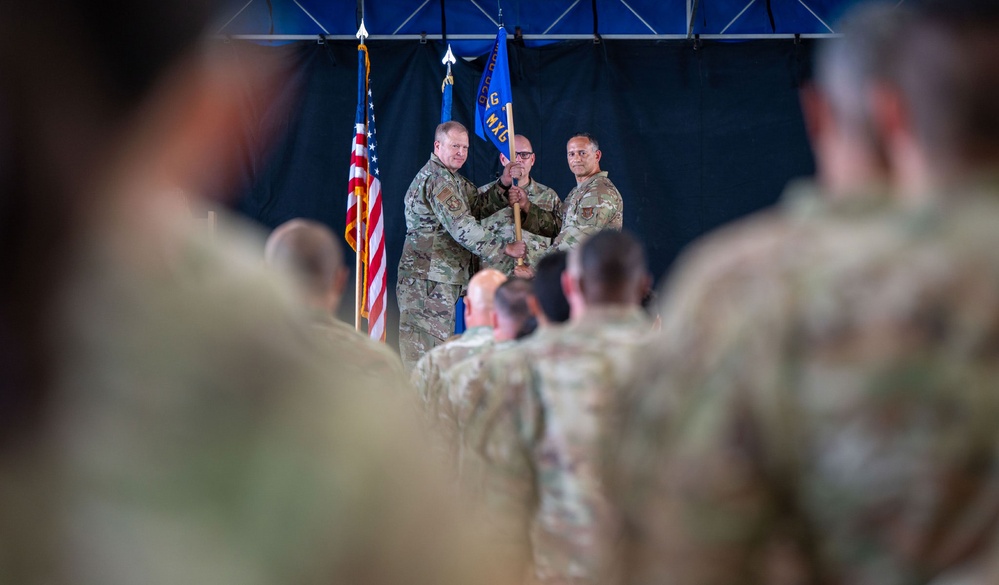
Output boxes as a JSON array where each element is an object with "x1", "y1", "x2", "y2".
[
  {"x1": 461, "y1": 325, "x2": 494, "y2": 339},
  {"x1": 574, "y1": 171, "x2": 609, "y2": 190},
  {"x1": 570, "y1": 305, "x2": 649, "y2": 329},
  {"x1": 430, "y1": 153, "x2": 457, "y2": 178},
  {"x1": 780, "y1": 178, "x2": 894, "y2": 221}
]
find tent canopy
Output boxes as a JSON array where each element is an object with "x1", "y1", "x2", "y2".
[{"x1": 218, "y1": 0, "x2": 874, "y2": 54}]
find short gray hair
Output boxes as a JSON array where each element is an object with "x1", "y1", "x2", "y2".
[
  {"x1": 435, "y1": 121, "x2": 468, "y2": 142},
  {"x1": 814, "y1": 2, "x2": 913, "y2": 139}
]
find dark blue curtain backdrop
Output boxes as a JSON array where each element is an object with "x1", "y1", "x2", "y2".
[{"x1": 231, "y1": 38, "x2": 815, "y2": 349}]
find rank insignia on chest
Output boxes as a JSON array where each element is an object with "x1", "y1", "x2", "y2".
[{"x1": 581, "y1": 207, "x2": 594, "y2": 220}]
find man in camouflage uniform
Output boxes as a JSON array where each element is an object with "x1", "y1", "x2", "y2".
[
  {"x1": 510, "y1": 133, "x2": 624, "y2": 254},
  {"x1": 467, "y1": 231, "x2": 653, "y2": 585},
  {"x1": 264, "y1": 218, "x2": 408, "y2": 390},
  {"x1": 438, "y1": 277, "x2": 537, "y2": 477},
  {"x1": 444, "y1": 255, "x2": 571, "y2": 486},
  {"x1": 397, "y1": 121, "x2": 526, "y2": 371},
  {"x1": 0, "y1": 2, "x2": 518, "y2": 584},
  {"x1": 478, "y1": 135, "x2": 561, "y2": 276},
  {"x1": 609, "y1": 3, "x2": 999, "y2": 584},
  {"x1": 410, "y1": 267, "x2": 506, "y2": 433}
]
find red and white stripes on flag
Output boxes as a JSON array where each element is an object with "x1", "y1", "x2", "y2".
[{"x1": 345, "y1": 44, "x2": 386, "y2": 341}]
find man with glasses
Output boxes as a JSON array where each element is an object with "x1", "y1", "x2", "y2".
[
  {"x1": 478, "y1": 135, "x2": 561, "y2": 276},
  {"x1": 510, "y1": 133, "x2": 624, "y2": 254}
]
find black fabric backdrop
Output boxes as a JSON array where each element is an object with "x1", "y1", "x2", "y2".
[{"x1": 231, "y1": 39, "x2": 815, "y2": 349}]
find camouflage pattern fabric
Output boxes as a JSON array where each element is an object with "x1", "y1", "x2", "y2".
[
  {"x1": 521, "y1": 171, "x2": 624, "y2": 251},
  {"x1": 398, "y1": 279, "x2": 463, "y2": 371},
  {"x1": 409, "y1": 324, "x2": 496, "y2": 435},
  {"x1": 0, "y1": 212, "x2": 516, "y2": 585},
  {"x1": 469, "y1": 308, "x2": 653, "y2": 585},
  {"x1": 309, "y1": 313, "x2": 409, "y2": 392},
  {"x1": 397, "y1": 154, "x2": 513, "y2": 369},
  {"x1": 434, "y1": 338, "x2": 517, "y2": 479},
  {"x1": 610, "y1": 180, "x2": 999, "y2": 585},
  {"x1": 478, "y1": 178, "x2": 561, "y2": 275}
]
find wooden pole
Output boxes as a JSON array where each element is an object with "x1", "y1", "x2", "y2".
[{"x1": 505, "y1": 103, "x2": 524, "y2": 266}]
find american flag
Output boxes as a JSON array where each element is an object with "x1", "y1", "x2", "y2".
[
  {"x1": 345, "y1": 46, "x2": 367, "y2": 264},
  {"x1": 364, "y1": 90, "x2": 386, "y2": 341},
  {"x1": 345, "y1": 44, "x2": 386, "y2": 341}
]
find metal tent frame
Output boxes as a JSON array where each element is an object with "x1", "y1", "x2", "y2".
[{"x1": 213, "y1": 0, "x2": 921, "y2": 45}]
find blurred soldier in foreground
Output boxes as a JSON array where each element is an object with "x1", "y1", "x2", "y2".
[
  {"x1": 510, "y1": 133, "x2": 624, "y2": 254},
  {"x1": 397, "y1": 121, "x2": 526, "y2": 370},
  {"x1": 264, "y1": 218, "x2": 407, "y2": 388},
  {"x1": 469, "y1": 231, "x2": 653, "y2": 585},
  {"x1": 478, "y1": 135, "x2": 561, "y2": 276},
  {"x1": 610, "y1": 2, "x2": 999, "y2": 584},
  {"x1": 0, "y1": 3, "x2": 511, "y2": 585}
]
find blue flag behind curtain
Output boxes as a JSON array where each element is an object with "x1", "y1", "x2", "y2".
[
  {"x1": 441, "y1": 50, "x2": 462, "y2": 333},
  {"x1": 474, "y1": 27, "x2": 514, "y2": 160},
  {"x1": 441, "y1": 77, "x2": 453, "y2": 123}
]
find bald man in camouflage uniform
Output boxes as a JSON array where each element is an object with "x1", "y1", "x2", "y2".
[
  {"x1": 609, "y1": 3, "x2": 999, "y2": 584},
  {"x1": 510, "y1": 133, "x2": 624, "y2": 253},
  {"x1": 437, "y1": 277, "x2": 537, "y2": 479},
  {"x1": 397, "y1": 121, "x2": 526, "y2": 371},
  {"x1": 410, "y1": 268, "x2": 506, "y2": 440},
  {"x1": 467, "y1": 231, "x2": 653, "y2": 585},
  {"x1": 478, "y1": 135, "x2": 561, "y2": 275}
]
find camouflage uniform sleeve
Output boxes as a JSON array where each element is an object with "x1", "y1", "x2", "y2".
[
  {"x1": 411, "y1": 350, "x2": 451, "y2": 428},
  {"x1": 429, "y1": 179, "x2": 510, "y2": 266},
  {"x1": 473, "y1": 180, "x2": 514, "y2": 219},
  {"x1": 466, "y1": 354, "x2": 541, "y2": 580},
  {"x1": 534, "y1": 185, "x2": 562, "y2": 213},
  {"x1": 520, "y1": 201, "x2": 563, "y2": 238},
  {"x1": 555, "y1": 183, "x2": 623, "y2": 251},
  {"x1": 409, "y1": 349, "x2": 462, "y2": 471},
  {"x1": 612, "y1": 236, "x2": 795, "y2": 585},
  {"x1": 617, "y1": 362, "x2": 780, "y2": 585},
  {"x1": 409, "y1": 352, "x2": 434, "y2": 409}
]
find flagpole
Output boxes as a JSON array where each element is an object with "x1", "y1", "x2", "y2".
[
  {"x1": 476, "y1": 20, "x2": 523, "y2": 264},
  {"x1": 441, "y1": 44, "x2": 455, "y2": 123},
  {"x1": 498, "y1": 18, "x2": 524, "y2": 266},
  {"x1": 505, "y1": 103, "x2": 524, "y2": 263},
  {"x1": 355, "y1": 21, "x2": 369, "y2": 332},
  {"x1": 496, "y1": 7, "x2": 523, "y2": 257}
]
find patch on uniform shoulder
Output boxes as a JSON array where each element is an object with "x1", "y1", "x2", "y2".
[
  {"x1": 581, "y1": 207, "x2": 594, "y2": 220},
  {"x1": 435, "y1": 185, "x2": 456, "y2": 203},
  {"x1": 435, "y1": 185, "x2": 462, "y2": 212}
]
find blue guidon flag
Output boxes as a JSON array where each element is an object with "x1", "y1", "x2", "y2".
[{"x1": 474, "y1": 26, "x2": 514, "y2": 160}]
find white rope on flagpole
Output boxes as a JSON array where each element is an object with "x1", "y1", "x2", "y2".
[{"x1": 469, "y1": 0, "x2": 500, "y2": 28}]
